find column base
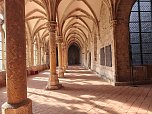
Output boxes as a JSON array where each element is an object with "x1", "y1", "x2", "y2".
[
  {"x1": 45, "y1": 84, "x2": 63, "y2": 90},
  {"x1": 46, "y1": 74, "x2": 63, "y2": 90},
  {"x1": 58, "y1": 68, "x2": 64, "y2": 78},
  {"x1": 58, "y1": 72, "x2": 64, "y2": 78},
  {"x1": 2, "y1": 98, "x2": 32, "y2": 114},
  {"x1": 64, "y1": 65, "x2": 67, "y2": 72}
]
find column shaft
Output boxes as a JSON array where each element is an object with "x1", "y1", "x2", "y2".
[
  {"x1": 62, "y1": 44, "x2": 65, "y2": 71},
  {"x1": 2, "y1": 0, "x2": 32, "y2": 114},
  {"x1": 6, "y1": 0, "x2": 27, "y2": 104},
  {"x1": 31, "y1": 44, "x2": 34, "y2": 66},
  {"x1": 50, "y1": 32, "x2": 56, "y2": 74},
  {"x1": 46, "y1": 21, "x2": 62, "y2": 90},
  {"x1": 64, "y1": 47, "x2": 68, "y2": 69},
  {"x1": 57, "y1": 39, "x2": 64, "y2": 78}
]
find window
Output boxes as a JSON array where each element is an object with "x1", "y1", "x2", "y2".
[
  {"x1": 100, "y1": 48, "x2": 105, "y2": 65},
  {"x1": 100, "y1": 45, "x2": 112, "y2": 67},
  {"x1": 26, "y1": 43, "x2": 29, "y2": 67},
  {"x1": 130, "y1": 0, "x2": 152, "y2": 65},
  {"x1": 0, "y1": 31, "x2": 6, "y2": 70},
  {"x1": 94, "y1": 35, "x2": 97, "y2": 61},
  {"x1": 105, "y1": 45, "x2": 112, "y2": 67},
  {"x1": 0, "y1": 33, "x2": 2, "y2": 70},
  {"x1": 34, "y1": 42, "x2": 37, "y2": 66},
  {"x1": 41, "y1": 46, "x2": 45, "y2": 64}
]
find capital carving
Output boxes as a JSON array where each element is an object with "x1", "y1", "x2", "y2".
[
  {"x1": 46, "y1": 21, "x2": 57, "y2": 32},
  {"x1": 57, "y1": 36, "x2": 63, "y2": 44},
  {"x1": 111, "y1": 19, "x2": 117, "y2": 27},
  {"x1": 0, "y1": 19, "x2": 4, "y2": 25}
]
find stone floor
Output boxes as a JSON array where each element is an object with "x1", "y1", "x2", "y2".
[{"x1": 0, "y1": 66, "x2": 152, "y2": 114}]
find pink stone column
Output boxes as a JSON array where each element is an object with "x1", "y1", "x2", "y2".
[
  {"x1": 1, "y1": 1, "x2": 32, "y2": 114},
  {"x1": 62, "y1": 43, "x2": 66, "y2": 72},
  {"x1": 64, "y1": 46, "x2": 68, "y2": 69},
  {"x1": 57, "y1": 36, "x2": 64, "y2": 78},
  {"x1": 46, "y1": 21, "x2": 62, "y2": 90},
  {"x1": 63, "y1": 43, "x2": 68, "y2": 71}
]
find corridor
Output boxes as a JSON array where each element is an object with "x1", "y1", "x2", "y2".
[{"x1": 0, "y1": 66, "x2": 152, "y2": 114}]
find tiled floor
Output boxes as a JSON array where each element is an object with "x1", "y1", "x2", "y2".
[{"x1": 0, "y1": 66, "x2": 152, "y2": 114}]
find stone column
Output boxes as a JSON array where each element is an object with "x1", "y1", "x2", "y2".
[
  {"x1": 57, "y1": 36, "x2": 64, "y2": 78},
  {"x1": 2, "y1": 1, "x2": 32, "y2": 114},
  {"x1": 84, "y1": 46, "x2": 87, "y2": 67},
  {"x1": 65, "y1": 46, "x2": 68, "y2": 69},
  {"x1": 37, "y1": 45, "x2": 40, "y2": 65},
  {"x1": 112, "y1": 20, "x2": 118, "y2": 83},
  {"x1": 40, "y1": 47, "x2": 42, "y2": 64},
  {"x1": 31, "y1": 43, "x2": 34, "y2": 66},
  {"x1": 45, "y1": 48, "x2": 49, "y2": 66},
  {"x1": 62, "y1": 43, "x2": 65, "y2": 71},
  {"x1": 63, "y1": 44, "x2": 68, "y2": 71},
  {"x1": 46, "y1": 21, "x2": 62, "y2": 90}
]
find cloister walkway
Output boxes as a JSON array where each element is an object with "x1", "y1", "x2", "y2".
[{"x1": 0, "y1": 66, "x2": 152, "y2": 114}]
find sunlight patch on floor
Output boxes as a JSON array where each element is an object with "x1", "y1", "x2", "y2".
[
  {"x1": 32, "y1": 77, "x2": 48, "y2": 81},
  {"x1": 80, "y1": 95, "x2": 96, "y2": 99}
]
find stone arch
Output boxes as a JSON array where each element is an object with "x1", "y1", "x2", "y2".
[
  {"x1": 114, "y1": 0, "x2": 150, "y2": 84},
  {"x1": 129, "y1": 0, "x2": 152, "y2": 81}
]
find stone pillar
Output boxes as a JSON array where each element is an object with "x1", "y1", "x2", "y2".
[
  {"x1": 62, "y1": 43, "x2": 65, "y2": 71},
  {"x1": 63, "y1": 44, "x2": 68, "y2": 71},
  {"x1": 37, "y1": 38, "x2": 41, "y2": 65},
  {"x1": 46, "y1": 21, "x2": 62, "y2": 90},
  {"x1": 66, "y1": 47, "x2": 68, "y2": 68},
  {"x1": 40, "y1": 47, "x2": 42, "y2": 64},
  {"x1": 2, "y1": 1, "x2": 32, "y2": 114},
  {"x1": 57, "y1": 36, "x2": 64, "y2": 78},
  {"x1": 31, "y1": 43, "x2": 34, "y2": 66},
  {"x1": 84, "y1": 46, "x2": 87, "y2": 67},
  {"x1": 46, "y1": 48, "x2": 50, "y2": 66},
  {"x1": 112, "y1": 20, "x2": 119, "y2": 82}
]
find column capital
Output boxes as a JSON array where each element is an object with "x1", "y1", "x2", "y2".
[
  {"x1": 0, "y1": 19, "x2": 4, "y2": 25},
  {"x1": 46, "y1": 21, "x2": 57, "y2": 32},
  {"x1": 110, "y1": 19, "x2": 117, "y2": 27},
  {"x1": 62, "y1": 43, "x2": 66, "y2": 48},
  {"x1": 57, "y1": 36, "x2": 63, "y2": 44},
  {"x1": 0, "y1": 19, "x2": 4, "y2": 32}
]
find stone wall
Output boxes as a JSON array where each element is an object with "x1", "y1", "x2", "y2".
[
  {"x1": 0, "y1": 64, "x2": 49, "y2": 87},
  {"x1": 114, "y1": 0, "x2": 152, "y2": 85},
  {"x1": 84, "y1": 3, "x2": 116, "y2": 83},
  {"x1": 82, "y1": 0, "x2": 152, "y2": 85}
]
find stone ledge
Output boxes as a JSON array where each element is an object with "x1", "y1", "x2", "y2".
[
  {"x1": 45, "y1": 84, "x2": 63, "y2": 90},
  {"x1": 114, "y1": 80, "x2": 152, "y2": 86},
  {"x1": 2, "y1": 98, "x2": 32, "y2": 114},
  {"x1": 98, "y1": 74, "x2": 152, "y2": 86}
]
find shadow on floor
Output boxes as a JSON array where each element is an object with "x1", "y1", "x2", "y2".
[{"x1": 0, "y1": 66, "x2": 152, "y2": 114}]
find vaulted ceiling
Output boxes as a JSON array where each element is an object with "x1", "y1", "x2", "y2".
[{"x1": 0, "y1": 0, "x2": 122, "y2": 48}]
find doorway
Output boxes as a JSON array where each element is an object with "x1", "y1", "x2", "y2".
[
  {"x1": 88, "y1": 52, "x2": 91, "y2": 69},
  {"x1": 68, "y1": 44, "x2": 80, "y2": 65}
]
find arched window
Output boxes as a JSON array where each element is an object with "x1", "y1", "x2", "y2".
[
  {"x1": 41, "y1": 45, "x2": 45, "y2": 64},
  {"x1": 26, "y1": 40, "x2": 29, "y2": 67},
  {"x1": 0, "y1": 14, "x2": 6, "y2": 71},
  {"x1": 130, "y1": 0, "x2": 152, "y2": 65},
  {"x1": 0, "y1": 32, "x2": 2, "y2": 70},
  {"x1": 34, "y1": 41, "x2": 37, "y2": 66}
]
